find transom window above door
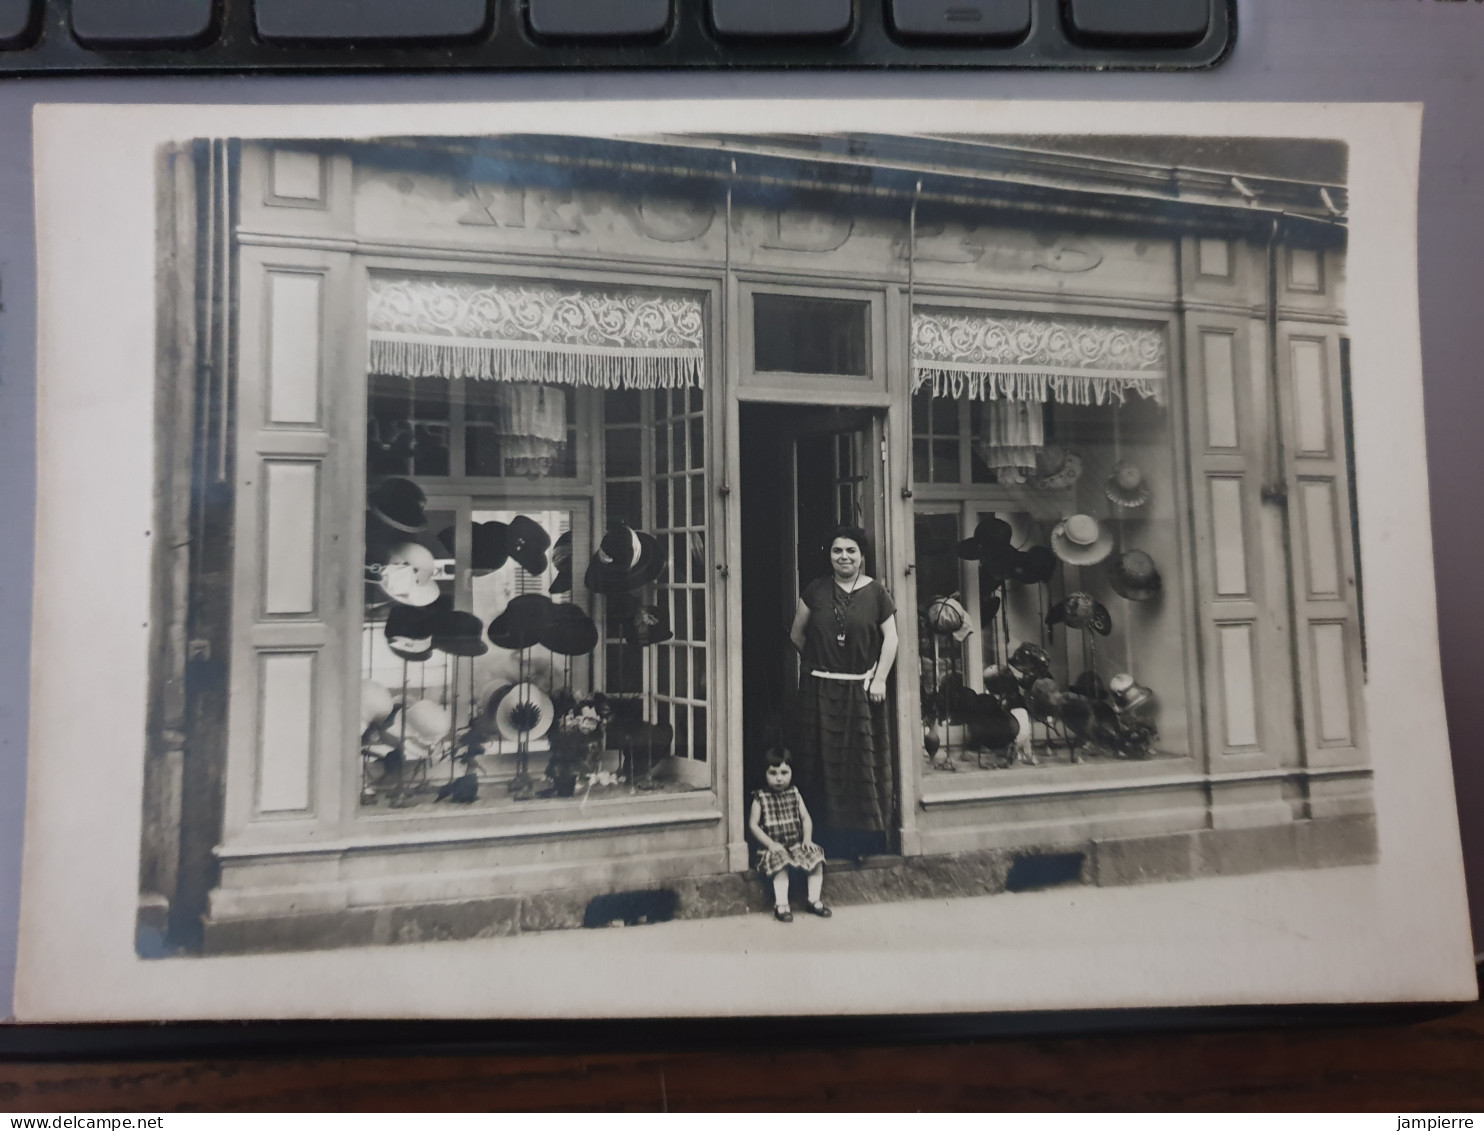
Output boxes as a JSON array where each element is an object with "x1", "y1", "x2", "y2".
[{"x1": 739, "y1": 284, "x2": 887, "y2": 400}]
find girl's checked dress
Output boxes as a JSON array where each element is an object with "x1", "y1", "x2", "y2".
[{"x1": 753, "y1": 785, "x2": 827, "y2": 876}]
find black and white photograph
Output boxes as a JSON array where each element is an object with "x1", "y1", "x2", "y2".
[{"x1": 15, "y1": 100, "x2": 1475, "y2": 1019}]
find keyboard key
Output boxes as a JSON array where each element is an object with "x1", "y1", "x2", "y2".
[
  {"x1": 255, "y1": 0, "x2": 489, "y2": 42},
  {"x1": 0, "y1": 0, "x2": 36, "y2": 48},
  {"x1": 711, "y1": 0, "x2": 851, "y2": 38},
  {"x1": 889, "y1": 0, "x2": 1029, "y2": 41},
  {"x1": 73, "y1": 0, "x2": 215, "y2": 45},
  {"x1": 529, "y1": 0, "x2": 669, "y2": 38},
  {"x1": 1065, "y1": 0, "x2": 1209, "y2": 44}
]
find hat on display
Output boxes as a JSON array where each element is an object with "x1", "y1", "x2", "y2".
[
  {"x1": 487, "y1": 593, "x2": 555, "y2": 651},
  {"x1": 585, "y1": 523, "x2": 666, "y2": 594},
  {"x1": 1048, "y1": 591, "x2": 1113, "y2": 636},
  {"x1": 1008, "y1": 544, "x2": 1058, "y2": 585},
  {"x1": 965, "y1": 693, "x2": 1020, "y2": 751},
  {"x1": 1031, "y1": 446, "x2": 1083, "y2": 490},
  {"x1": 1105, "y1": 462, "x2": 1152, "y2": 509},
  {"x1": 368, "y1": 477, "x2": 429, "y2": 534},
  {"x1": 404, "y1": 698, "x2": 452, "y2": 745},
  {"x1": 1108, "y1": 549, "x2": 1163, "y2": 602},
  {"x1": 1109, "y1": 672, "x2": 1155, "y2": 714},
  {"x1": 926, "y1": 595, "x2": 972, "y2": 641},
  {"x1": 489, "y1": 681, "x2": 556, "y2": 743},
  {"x1": 539, "y1": 602, "x2": 600, "y2": 656},
  {"x1": 956, "y1": 517, "x2": 1013, "y2": 562},
  {"x1": 361, "y1": 680, "x2": 394, "y2": 731},
  {"x1": 1050, "y1": 514, "x2": 1115, "y2": 567},
  {"x1": 625, "y1": 604, "x2": 674, "y2": 647},
  {"x1": 549, "y1": 531, "x2": 573, "y2": 595},
  {"x1": 385, "y1": 599, "x2": 448, "y2": 662},
  {"x1": 432, "y1": 610, "x2": 490, "y2": 657},
  {"x1": 378, "y1": 542, "x2": 442, "y2": 607},
  {"x1": 1072, "y1": 670, "x2": 1109, "y2": 701},
  {"x1": 1009, "y1": 642, "x2": 1052, "y2": 682},
  {"x1": 506, "y1": 515, "x2": 552, "y2": 575},
  {"x1": 439, "y1": 522, "x2": 511, "y2": 576}
]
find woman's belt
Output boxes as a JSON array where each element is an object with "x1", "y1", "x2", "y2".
[{"x1": 810, "y1": 668, "x2": 875, "y2": 681}]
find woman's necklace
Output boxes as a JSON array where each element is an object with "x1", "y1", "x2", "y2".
[{"x1": 832, "y1": 573, "x2": 863, "y2": 646}]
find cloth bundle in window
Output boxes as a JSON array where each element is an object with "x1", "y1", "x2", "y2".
[
  {"x1": 970, "y1": 400, "x2": 1045, "y2": 473},
  {"x1": 491, "y1": 384, "x2": 566, "y2": 477}
]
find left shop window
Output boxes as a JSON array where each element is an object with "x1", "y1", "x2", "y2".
[{"x1": 358, "y1": 274, "x2": 711, "y2": 810}]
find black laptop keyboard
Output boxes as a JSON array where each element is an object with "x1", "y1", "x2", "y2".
[{"x1": 0, "y1": 0, "x2": 1231, "y2": 73}]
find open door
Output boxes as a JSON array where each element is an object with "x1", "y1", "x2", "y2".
[{"x1": 738, "y1": 403, "x2": 891, "y2": 825}]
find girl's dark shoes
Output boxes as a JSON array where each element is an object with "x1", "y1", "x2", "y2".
[
  {"x1": 774, "y1": 907, "x2": 793, "y2": 923},
  {"x1": 806, "y1": 901, "x2": 833, "y2": 918}
]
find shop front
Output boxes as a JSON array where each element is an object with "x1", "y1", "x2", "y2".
[{"x1": 140, "y1": 134, "x2": 1375, "y2": 954}]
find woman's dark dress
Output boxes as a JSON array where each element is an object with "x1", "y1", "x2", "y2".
[{"x1": 795, "y1": 576, "x2": 896, "y2": 835}]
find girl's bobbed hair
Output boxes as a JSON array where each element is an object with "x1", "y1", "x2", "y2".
[{"x1": 763, "y1": 747, "x2": 793, "y2": 769}]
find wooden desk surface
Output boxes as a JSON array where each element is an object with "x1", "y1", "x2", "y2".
[{"x1": 3, "y1": 989, "x2": 1483, "y2": 1111}]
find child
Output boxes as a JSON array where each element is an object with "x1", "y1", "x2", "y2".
[{"x1": 748, "y1": 748, "x2": 831, "y2": 923}]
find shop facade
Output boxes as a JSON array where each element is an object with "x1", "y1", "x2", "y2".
[{"x1": 140, "y1": 134, "x2": 1375, "y2": 954}]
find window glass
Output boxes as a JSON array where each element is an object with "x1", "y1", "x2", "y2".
[
  {"x1": 360, "y1": 283, "x2": 712, "y2": 811},
  {"x1": 910, "y1": 391, "x2": 1187, "y2": 777},
  {"x1": 753, "y1": 293, "x2": 869, "y2": 376}
]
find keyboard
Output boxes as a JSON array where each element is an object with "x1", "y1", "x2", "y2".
[{"x1": 0, "y1": 0, "x2": 1232, "y2": 73}]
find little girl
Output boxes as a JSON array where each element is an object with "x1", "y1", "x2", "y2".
[{"x1": 748, "y1": 748, "x2": 831, "y2": 923}]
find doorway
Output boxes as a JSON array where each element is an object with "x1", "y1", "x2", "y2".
[{"x1": 738, "y1": 402, "x2": 896, "y2": 854}]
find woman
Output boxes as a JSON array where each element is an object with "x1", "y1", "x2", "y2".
[{"x1": 789, "y1": 525, "x2": 899, "y2": 859}]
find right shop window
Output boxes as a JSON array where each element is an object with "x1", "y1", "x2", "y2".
[{"x1": 909, "y1": 307, "x2": 1188, "y2": 774}]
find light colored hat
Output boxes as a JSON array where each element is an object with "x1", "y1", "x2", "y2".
[
  {"x1": 404, "y1": 698, "x2": 452, "y2": 744},
  {"x1": 1108, "y1": 673, "x2": 1154, "y2": 714},
  {"x1": 379, "y1": 542, "x2": 441, "y2": 607},
  {"x1": 1050, "y1": 514, "x2": 1115, "y2": 566},
  {"x1": 490, "y1": 681, "x2": 555, "y2": 743},
  {"x1": 361, "y1": 680, "x2": 393, "y2": 730},
  {"x1": 1105, "y1": 462, "x2": 1151, "y2": 509},
  {"x1": 926, "y1": 595, "x2": 973, "y2": 642}
]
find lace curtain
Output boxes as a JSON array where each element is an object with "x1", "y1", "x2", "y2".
[
  {"x1": 912, "y1": 309, "x2": 1167, "y2": 406},
  {"x1": 368, "y1": 276, "x2": 706, "y2": 390}
]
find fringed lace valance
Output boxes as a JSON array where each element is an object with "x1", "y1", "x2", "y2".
[
  {"x1": 913, "y1": 309, "x2": 1167, "y2": 406},
  {"x1": 368, "y1": 276, "x2": 706, "y2": 390}
]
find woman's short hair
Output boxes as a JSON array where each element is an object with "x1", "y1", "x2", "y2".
[
  {"x1": 827, "y1": 525, "x2": 870, "y2": 556},
  {"x1": 763, "y1": 747, "x2": 793, "y2": 769}
]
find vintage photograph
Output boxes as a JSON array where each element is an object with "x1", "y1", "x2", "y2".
[{"x1": 133, "y1": 126, "x2": 1377, "y2": 959}]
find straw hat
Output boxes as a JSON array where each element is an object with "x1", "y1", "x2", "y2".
[
  {"x1": 1050, "y1": 515, "x2": 1115, "y2": 566},
  {"x1": 489, "y1": 682, "x2": 555, "y2": 743},
  {"x1": 1105, "y1": 462, "x2": 1151, "y2": 509},
  {"x1": 1108, "y1": 549, "x2": 1163, "y2": 602},
  {"x1": 926, "y1": 595, "x2": 972, "y2": 641},
  {"x1": 1108, "y1": 672, "x2": 1154, "y2": 714},
  {"x1": 1031, "y1": 446, "x2": 1083, "y2": 490}
]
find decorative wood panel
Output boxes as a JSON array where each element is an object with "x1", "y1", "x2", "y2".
[
  {"x1": 1288, "y1": 247, "x2": 1322, "y2": 292},
  {"x1": 267, "y1": 271, "x2": 323, "y2": 425},
  {"x1": 262, "y1": 461, "x2": 318, "y2": 616},
  {"x1": 1300, "y1": 479, "x2": 1341, "y2": 598},
  {"x1": 270, "y1": 150, "x2": 325, "y2": 204},
  {"x1": 1277, "y1": 324, "x2": 1366, "y2": 768},
  {"x1": 1290, "y1": 338, "x2": 1330, "y2": 455},
  {"x1": 1197, "y1": 238, "x2": 1230, "y2": 279},
  {"x1": 1202, "y1": 331, "x2": 1239, "y2": 449},
  {"x1": 1311, "y1": 622, "x2": 1353, "y2": 745},
  {"x1": 1209, "y1": 476, "x2": 1248, "y2": 597},
  {"x1": 1218, "y1": 624, "x2": 1258, "y2": 748},
  {"x1": 257, "y1": 652, "x2": 315, "y2": 813}
]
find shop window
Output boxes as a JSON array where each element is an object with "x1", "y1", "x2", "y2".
[
  {"x1": 359, "y1": 274, "x2": 711, "y2": 810},
  {"x1": 908, "y1": 306, "x2": 1184, "y2": 776}
]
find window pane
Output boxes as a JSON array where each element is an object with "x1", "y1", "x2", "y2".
[
  {"x1": 605, "y1": 427, "x2": 641, "y2": 478},
  {"x1": 753, "y1": 293, "x2": 869, "y2": 376}
]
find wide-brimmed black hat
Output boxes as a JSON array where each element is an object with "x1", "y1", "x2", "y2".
[
  {"x1": 549, "y1": 531, "x2": 573, "y2": 595},
  {"x1": 433, "y1": 609, "x2": 489, "y2": 657},
  {"x1": 586, "y1": 523, "x2": 666, "y2": 594},
  {"x1": 1108, "y1": 549, "x2": 1163, "y2": 602},
  {"x1": 384, "y1": 597, "x2": 448, "y2": 662},
  {"x1": 487, "y1": 593, "x2": 554, "y2": 651},
  {"x1": 964, "y1": 692, "x2": 1020, "y2": 750},
  {"x1": 506, "y1": 515, "x2": 551, "y2": 575},
  {"x1": 368, "y1": 477, "x2": 428, "y2": 534},
  {"x1": 440, "y1": 522, "x2": 511, "y2": 576},
  {"x1": 625, "y1": 603, "x2": 674, "y2": 647},
  {"x1": 539, "y1": 602, "x2": 599, "y2": 656},
  {"x1": 956, "y1": 517, "x2": 1014, "y2": 564},
  {"x1": 1009, "y1": 545, "x2": 1058, "y2": 585}
]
